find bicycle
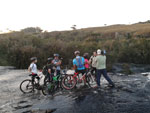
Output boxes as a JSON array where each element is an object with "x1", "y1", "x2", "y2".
[
  {"x1": 87, "y1": 68, "x2": 97, "y2": 84},
  {"x1": 20, "y1": 72, "x2": 43, "y2": 93},
  {"x1": 41, "y1": 69, "x2": 67, "y2": 95},
  {"x1": 62, "y1": 71, "x2": 91, "y2": 90}
]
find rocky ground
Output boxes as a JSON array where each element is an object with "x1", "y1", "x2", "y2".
[{"x1": 0, "y1": 66, "x2": 150, "y2": 113}]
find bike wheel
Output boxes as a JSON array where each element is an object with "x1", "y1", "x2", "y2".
[
  {"x1": 62, "y1": 74, "x2": 77, "y2": 90},
  {"x1": 85, "y1": 75, "x2": 91, "y2": 87},
  {"x1": 20, "y1": 79, "x2": 33, "y2": 93},
  {"x1": 59, "y1": 77, "x2": 64, "y2": 90},
  {"x1": 42, "y1": 81, "x2": 55, "y2": 95},
  {"x1": 88, "y1": 73, "x2": 97, "y2": 84}
]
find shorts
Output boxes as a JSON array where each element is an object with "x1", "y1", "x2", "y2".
[{"x1": 75, "y1": 69, "x2": 86, "y2": 75}]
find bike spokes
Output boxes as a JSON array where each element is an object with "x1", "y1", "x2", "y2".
[
  {"x1": 62, "y1": 75, "x2": 76, "y2": 90},
  {"x1": 20, "y1": 79, "x2": 33, "y2": 93}
]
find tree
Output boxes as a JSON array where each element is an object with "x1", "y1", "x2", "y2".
[
  {"x1": 21, "y1": 27, "x2": 43, "y2": 33},
  {"x1": 71, "y1": 25, "x2": 77, "y2": 30}
]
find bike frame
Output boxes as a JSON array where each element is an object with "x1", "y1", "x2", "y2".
[{"x1": 72, "y1": 72, "x2": 86, "y2": 83}]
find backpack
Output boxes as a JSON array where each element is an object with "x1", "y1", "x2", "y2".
[
  {"x1": 76, "y1": 57, "x2": 84, "y2": 68},
  {"x1": 42, "y1": 65, "x2": 48, "y2": 75}
]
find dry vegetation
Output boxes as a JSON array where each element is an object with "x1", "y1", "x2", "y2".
[{"x1": 0, "y1": 22, "x2": 150, "y2": 70}]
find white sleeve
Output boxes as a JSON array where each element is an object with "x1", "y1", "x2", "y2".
[
  {"x1": 30, "y1": 64, "x2": 33, "y2": 69},
  {"x1": 89, "y1": 56, "x2": 92, "y2": 62}
]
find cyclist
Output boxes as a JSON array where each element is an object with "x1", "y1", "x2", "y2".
[
  {"x1": 89, "y1": 51, "x2": 97, "y2": 76},
  {"x1": 52, "y1": 54, "x2": 62, "y2": 76},
  {"x1": 44, "y1": 58, "x2": 55, "y2": 83},
  {"x1": 73, "y1": 51, "x2": 85, "y2": 75},
  {"x1": 96, "y1": 49, "x2": 115, "y2": 88},
  {"x1": 28, "y1": 57, "x2": 40, "y2": 84},
  {"x1": 83, "y1": 53, "x2": 90, "y2": 73}
]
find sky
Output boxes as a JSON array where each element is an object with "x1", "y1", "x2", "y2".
[{"x1": 0, "y1": 0, "x2": 150, "y2": 33}]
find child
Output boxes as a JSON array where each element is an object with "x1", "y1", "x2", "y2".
[{"x1": 28, "y1": 57, "x2": 40, "y2": 84}]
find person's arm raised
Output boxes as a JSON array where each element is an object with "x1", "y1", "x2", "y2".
[{"x1": 89, "y1": 56, "x2": 92, "y2": 64}]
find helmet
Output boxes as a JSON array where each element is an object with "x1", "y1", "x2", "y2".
[
  {"x1": 47, "y1": 57, "x2": 53, "y2": 61},
  {"x1": 74, "y1": 51, "x2": 80, "y2": 55},
  {"x1": 83, "y1": 53, "x2": 88, "y2": 56},
  {"x1": 30, "y1": 57, "x2": 37, "y2": 61},
  {"x1": 83, "y1": 53, "x2": 89, "y2": 58},
  {"x1": 54, "y1": 54, "x2": 59, "y2": 57}
]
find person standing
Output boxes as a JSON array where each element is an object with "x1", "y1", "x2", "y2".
[
  {"x1": 44, "y1": 57, "x2": 55, "y2": 83},
  {"x1": 73, "y1": 51, "x2": 85, "y2": 75},
  {"x1": 52, "y1": 54, "x2": 62, "y2": 75},
  {"x1": 83, "y1": 53, "x2": 90, "y2": 73},
  {"x1": 89, "y1": 51, "x2": 97, "y2": 76},
  {"x1": 96, "y1": 49, "x2": 115, "y2": 88},
  {"x1": 28, "y1": 57, "x2": 40, "y2": 84}
]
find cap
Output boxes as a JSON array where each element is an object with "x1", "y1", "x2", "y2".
[{"x1": 97, "y1": 49, "x2": 101, "y2": 55}]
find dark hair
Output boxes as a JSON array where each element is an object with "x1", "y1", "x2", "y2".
[
  {"x1": 101, "y1": 51, "x2": 104, "y2": 55},
  {"x1": 101, "y1": 50, "x2": 106, "y2": 55},
  {"x1": 83, "y1": 53, "x2": 89, "y2": 59},
  {"x1": 83, "y1": 55, "x2": 88, "y2": 59}
]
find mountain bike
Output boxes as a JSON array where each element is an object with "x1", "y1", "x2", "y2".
[
  {"x1": 87, "y1": 68, "x2": 97, "y2": 84},
  {"x1": 41, "y1": 69, "x2": 67, "y2": 95},
  {"x1": 20, "y1": 72, "x2": 43, "y2": 93},
  {"x1": 62, "y1": 71, "x2": 91, "y2": 90}
]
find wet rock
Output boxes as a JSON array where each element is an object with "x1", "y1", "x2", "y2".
[
  {"x1": 14, "y1": 104, "x2": 32, "y2": 110},
  {"x1": 32, "y1": 108, "x2": 56, "y2": 113},
  {"x1": 1, "y1": 66, "x2": 150, "y2": 113},
  {"x1": 141, "y1": 72, "x2": 150, "y2": 76},
  {"x1": 121, "y1": 87, "x2": 135, "y2": 93},
  {"x1": 145, "y1": 81, "x2": 150, "y2": 89},
  {"x1": 113, "y1": 63, "x2": 150, "y2": 74}
]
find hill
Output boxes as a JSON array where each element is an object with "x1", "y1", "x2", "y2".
[{"x1": 0, "y1": 22, "x2": 150, "y2": 69}]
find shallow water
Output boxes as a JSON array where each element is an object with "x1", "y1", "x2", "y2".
[{"x1": 0, "y1": 67, "x2": 150, "y2": 113}]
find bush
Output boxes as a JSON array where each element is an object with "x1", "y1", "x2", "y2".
[{"x1": 0, "y1": 28, "x2": 150, "y2": 70}]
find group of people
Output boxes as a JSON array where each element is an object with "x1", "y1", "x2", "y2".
[
  {"x1": 28, "y1": 54, "x2": 62, "y2": 84},
  {"x1": 28, "y1": 49, "x2": 115, "y2": 88},
  {"x1": 73, "y1": 49, "x2": 115, "y2": 88}
]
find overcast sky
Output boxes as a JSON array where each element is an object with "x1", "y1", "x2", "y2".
[{"x1": 0, "y1": 0, "x2": 150, "y2": 33}]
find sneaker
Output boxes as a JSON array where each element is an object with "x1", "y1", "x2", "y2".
[{"x1": 108, "y1": 84, "x2": 115, "y2": 88}]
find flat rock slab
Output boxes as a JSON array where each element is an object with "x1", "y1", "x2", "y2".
[{"x1": 0, "y1": 67, "x2": 150, "y2": 113}]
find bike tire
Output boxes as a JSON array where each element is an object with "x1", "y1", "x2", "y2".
[
  {"x1": 42, "y1": 81, "x2": 55, "y2": 95},
  {"x1": 20, "y1": 79, "x2": 33, "y2": 93},
  {"x1": 88, "y1": 73, "x2": 97, "y2": 83},
  {"x1": 85, "y1": 75, "x2": 91, "y2": 88},
  {"x1": 62, "y1": 74, "x2": 77, "y2": 90}
]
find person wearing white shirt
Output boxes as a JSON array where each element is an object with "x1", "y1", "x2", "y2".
[{"x1": 28, "y1": 57, "x2": 39, "y2": 84}]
